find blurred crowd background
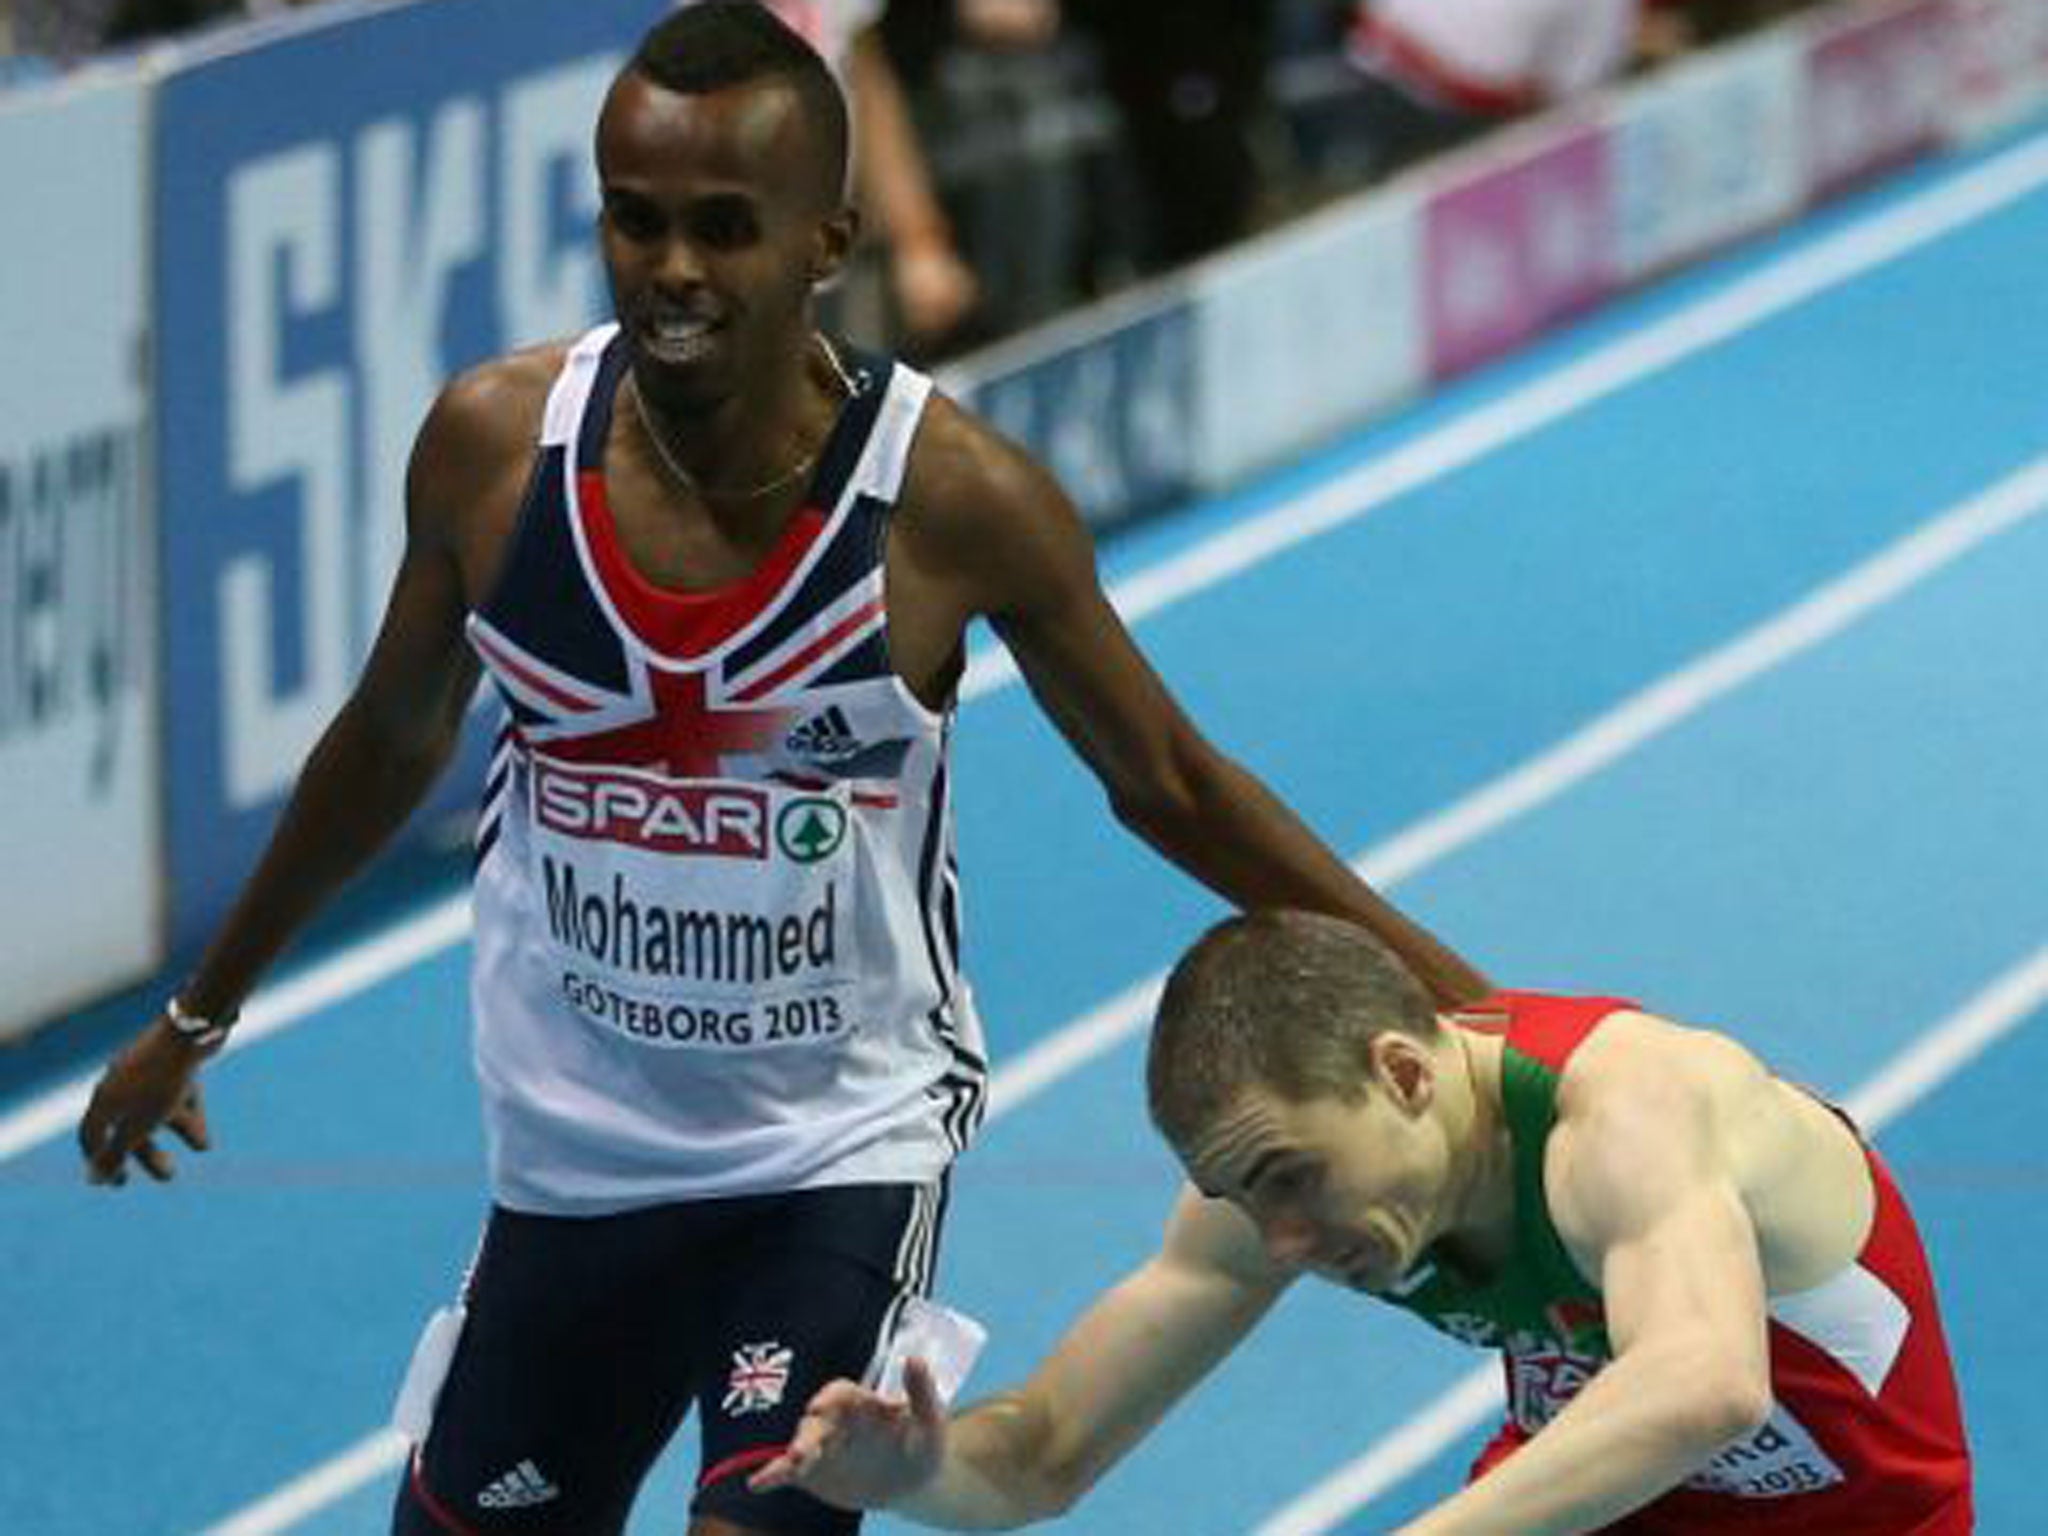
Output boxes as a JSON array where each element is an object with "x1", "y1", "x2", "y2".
[{"x1": 4, "y1": 0, "x2": 1828, "y2": 361}]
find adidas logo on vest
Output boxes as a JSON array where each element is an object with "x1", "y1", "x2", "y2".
[
  {"x1": 785, "y1": 706, "x2": 861, "y2": 762},
  {"x1": 477, "y1": 1459, "x2": 560, "y2": 1510}
]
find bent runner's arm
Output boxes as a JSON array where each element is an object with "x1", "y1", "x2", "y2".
[
  {"x1": 759, "y1": 1189, "x2": 1287, "y2": 1528},
  {"x1": 1398, "y1": 1060, "x2": 1774, "y2": 1535},
  {"x1": 79, "y1": 367, "x2": 516, "y2": 1183},
  {"x1": 170, "y1": 376, "x2": 495, "y2": 1023},
  {"x1": 900, "y1": 403, "x2": 1488, "y2": 1007}
]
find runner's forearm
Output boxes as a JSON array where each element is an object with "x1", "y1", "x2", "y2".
[
  {"x1": 1397, "y1": 1350, "x2": 1765, "y2": 1535},
  {"x1": 1117, "y1": 752, "x2": 1490, "y2": 1009},
  {"x1": 891, "y1": 1393, "x2": 1082, "y2": 1531},
  {"x1": 178, "y1": 699, "x2": 463, "y2": 1021}
]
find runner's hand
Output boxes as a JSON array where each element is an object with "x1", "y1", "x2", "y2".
[
  {"x1": 749, "y1": 1356, "x2": 948, "y2": 1508},
  {"x1": 78, "y1": 1018, "x2": 216, "y2": 1186}
]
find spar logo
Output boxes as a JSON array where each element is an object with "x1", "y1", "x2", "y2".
[
  {"x1": 776, "y1": 797, "x2": 846, "y2": 863},
  {"x1": 534, "y1": 761, "x2": 767, "y2": 858}
]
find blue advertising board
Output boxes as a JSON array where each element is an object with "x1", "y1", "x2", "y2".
[
  {"x1": 961, "y1": 297, "x2": 1199, "y2": 530},
  {"x1": 154, "y1": 0, "x2": 669, "y2": 948}
]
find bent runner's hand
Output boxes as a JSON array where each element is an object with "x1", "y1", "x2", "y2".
[
  {"x1": 749, "y1": 1356, "x2": 948, "y2": 1509},
  {"x1": 78, "y1": 1018, "x2": 216, "y2": 1186}
]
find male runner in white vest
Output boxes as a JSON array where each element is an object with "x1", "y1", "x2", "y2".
[{"x1": 77, "y1": 6, "x2": 1483, "y2": 1534}]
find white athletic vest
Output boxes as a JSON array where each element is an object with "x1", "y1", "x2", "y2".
[{"x1": 465, "y1": 325, "x2": 986, "y2": 1214}]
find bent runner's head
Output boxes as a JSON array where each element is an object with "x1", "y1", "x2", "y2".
[
  {"x1": 597, "y1": 1, "x2": 856, "y2": 416},
  {"x1": 1149, "y1": 911, "x2": 1460, "y2": 1293}
]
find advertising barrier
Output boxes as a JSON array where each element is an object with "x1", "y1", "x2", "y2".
[
  {"x1": 0, "y1": 74, "x2": 161, "y2": 1036},
  {"x1": 1803, "y1": 0, "x2": 1952, "y2": 199},
  {"x1": 959, "y1": 295, "x2": 1200, "y2": 529},
  {"x1": 1948, "y1": 0, "x2": 2048, "y2": 139},
  {"x1": 1190, "y1": 189, "x2": 1426, "y2": 490},
  {"x1": 1421, "y1": 125, "x2": 1618, "y2": 383},
  {"x1": 1612, "y1": 33, "x2": 1803, "y2": 280}
]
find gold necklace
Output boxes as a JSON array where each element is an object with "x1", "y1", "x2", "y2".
[{"x1": 628, "y1": 333, "x2": 854, "y2": 502}]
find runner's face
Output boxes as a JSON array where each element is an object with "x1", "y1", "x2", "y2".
[
  {"x1": 596, "y1": 72, "x2": 850, "y2": 416},
  {"x1": 1190, "y1": 1060, "x2": 1449, "y2": 1295}
]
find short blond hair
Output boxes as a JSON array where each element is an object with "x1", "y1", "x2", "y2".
[{"x1": 1147, "y1": 910, "x2": 1439, "y2": 1154}]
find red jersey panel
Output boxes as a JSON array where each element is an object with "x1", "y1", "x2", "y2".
[{"x1": 1463, "y1": 992, "x2": 1972, "y2": 1533}]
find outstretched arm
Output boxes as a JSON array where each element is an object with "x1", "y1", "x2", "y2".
[
  {"x1": 898, "y1": 402, "x2": 1489, "y2": 1007},
  {"x1": 77, "y1": 364, "x2": 530, "y2": 1184},
  {"x1": 753, "y1": 1188, "x2": 1289, "y2": 1528}
]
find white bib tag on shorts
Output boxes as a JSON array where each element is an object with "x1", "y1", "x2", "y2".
[
  {"x1": 390, "y1": 1304, "x2": 466, "y2": 1441},
  {"x1": 876, "y1": 1296, "x2": 987, "y2": 1405}
]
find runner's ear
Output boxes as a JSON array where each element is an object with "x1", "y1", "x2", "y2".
[
  {"x1": 1371, "y1": 1034, "x2": 1434, "y2": 1114},
  {"x1": 809, "y1": 206, "x2": 859, "y2": 287}
]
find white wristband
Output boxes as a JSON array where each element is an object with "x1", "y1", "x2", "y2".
[{"x1": 164, "y1": 995, "x2": 234, "y2": 1049}]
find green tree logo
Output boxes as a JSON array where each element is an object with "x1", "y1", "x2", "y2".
[{"x1": 777, "y1": 798, "x2": 847, "y2": 863}]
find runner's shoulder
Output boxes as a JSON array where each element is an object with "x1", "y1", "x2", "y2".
[
  {"x1": 424, "y1": 342, "x2": 568, "y2": 460},
  {"x1": 1557, "y1": 1009, "x2": 1771, "y2": 1138},
  {"x1": 899, "y1": 389, "x2": 1074, "y2": 567},
  {"x1": 411, "y1": 341, "x2": 571, "y2": 513}
]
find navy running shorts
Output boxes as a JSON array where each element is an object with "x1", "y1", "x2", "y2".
[{"x1": 399, "y1": 1180, "x2": 945, "y2": 1535}]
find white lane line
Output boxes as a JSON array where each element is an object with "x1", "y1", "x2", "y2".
[
  {"x1": 189, "y1": 442, "x2": 2048, "y2": 1536},
  {"x1": 0, "y1": 895, "x2": 472, "y2": 1165},
  {"x1": 993, "y1": 448, "x2": 2048, "y2": 1116},
  {"x1": 199, "y1": 1431, "x2": 414, "y2": 1536},
  {"x1": 1251, "y1": 938, "x2": 2048, "y2": 1536},
  {"x1": 1841, "y1": 943, "x2": 2048, "y2": 1131},
  {"x1": 1250, "y1": 1369, "x2": 1509, "y2": 1536},
  {"x1": 13, "y1": 123, "x2": 2045, "y2": 1177},
  {"x1": 962, "y1": 127, "x2": 2048, "y2": 699}
]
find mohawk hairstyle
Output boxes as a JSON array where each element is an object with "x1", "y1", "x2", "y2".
[{"x1": 629, "y1": 1, "x2": 850, "y2": 205}]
